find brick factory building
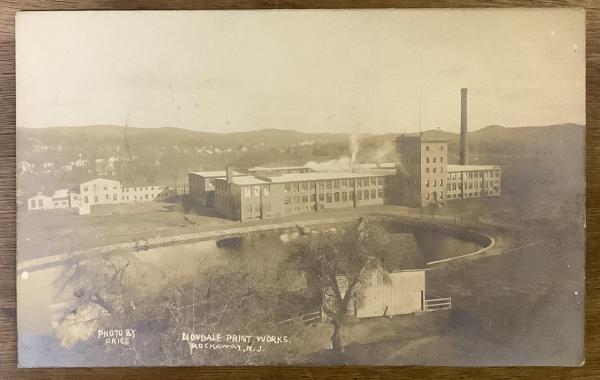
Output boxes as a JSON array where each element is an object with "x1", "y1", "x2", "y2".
[{"x1": 189, "y1": 88, "x2": 502, "y2": 220}]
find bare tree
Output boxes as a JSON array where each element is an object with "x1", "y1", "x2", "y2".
[{"x1": 285, "y1": 217, "x2": 388, "y2": 353}]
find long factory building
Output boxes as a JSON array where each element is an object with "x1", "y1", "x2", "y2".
[{"x1": 189, "y1": 88, "x2": 502, "y2": 221}]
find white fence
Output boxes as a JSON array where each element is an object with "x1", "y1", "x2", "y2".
[{"x1": 424, "y1": 297, "x2": 452, "y2": 311}]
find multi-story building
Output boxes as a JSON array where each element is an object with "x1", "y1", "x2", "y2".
[
  {"x1": 214, "y1": 168, "x2": 393, "y2": 221},
  {"x1": 189, "y1": 170, "x2": 244, "y2": 207},
  {"x1": 79, "y1": 178, "x2": 122, "y2": 206},
  {"x1": 446, "y1": 165, "x2": 502, "y2": 200},
  {"x1": 395, "y1": 135, "x2": 448, "y2": 207}
]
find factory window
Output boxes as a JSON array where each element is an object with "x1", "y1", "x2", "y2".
[
  {"x1": 458, "y1": 183, "x2": 462, "y2": 190},
  {"x1": 333, "y1": 180, "x2": 340, "y2": 189},
  {"x1": 341, "y1": 180, "x2": 347, "y2": 188},
  {"x1": 326, "y1": 181, "x2": 332, "y2": 190},
  {"x1": 318, "y1": 181, "x2": 324, "y2": 190},
  {"x1": 425, "y1": 146, "x2": 430, "y2": 151},
  {"x1": 327, "y1": 193, "x2": 332, "y2": 203},
  {"x1": 495, "y1": 170, "x2": 500, "y2": 177},
  {"x1": 433, "y1": 167, "x2": 436, "y2": 173},
  {"x1": 319, "y1": 193, "x2": 324, "y2": 201},
  {"x1": 433, "y1": 179, "x2": 437, "y2": 187},
  {"x1": 426, "y1": 168, "x2": 429, "y2": 174},
  {"x1": 425, "y1": 180, "x2": 429, "y2": 187},
  {"x1": 293, "y1": 183, "x2": 300, "y2": 192},
  {"x1": 426, "y1": 157, "x2": 429, "y2": 164},
  {"x1": 371, "y1": 189, "x2": 376, "y2": 199},
  {"x1": 364, "y1": 190, "x2": 369, "y2": 200},
  {"x1": 378, "y1": 177, "x2": 384, "y2": 185},
  {"x1": 447, "y1": 184, "x2": 451, "y2": 191},
  {"x1": 433, "y1": 157, "x2": 437, "y2": 163},
  {"x1": 440, "y1": 192, "x2": 444, "y2": 199},
  {"x1": 302, "y1": 195, "x2": 308, "y2": 203},
  {"x1": 357, "y1": 191, "x2": 362, "y2": 200},
  {"x1": 105, "y1": 194, "x2": 109, "y2": 200},
  {"x1": 349, "y1": 179, "x2": 355, "y2": 186},
  {"x1": 378, "y1": 189, "x2": 384, "y2": 198},
  {"x1": 425, "y1": 192, "x2": 429, "y2": 200},
  {"x1": 469, "y1": 182, "x2": 473, "y2": 190},
  {"x1": 244, "y1": 187, "x2": 251, "y2": 198},
  {"x1": 342, "y1": 192, "x2": 348, "y2": 202},
  {"x1": 440, "y1": 179, "x2": 443, "y2": 186},
  {"x1": 334, "y1": 192, "x2": 340, "y2": 202},
  {"x1": 263, "y1": 186, "x2": 270, "y2": 196},
  {"x1": 302, "y1": 182, "x2": 308, "y2": 191},
  {"x1": 370, "y1": 178, "x2": 376, "y2": 186},
  {"x1": 310, "y1": 194, "x2": 316, "y2": 202},
  {"x1": 284, "y1": 183, "x2": 291, "y2": 192}
]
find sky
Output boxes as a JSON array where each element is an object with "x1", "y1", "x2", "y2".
[{"x1": 16, "y1": 9, "x2": 585, "y2": 134}]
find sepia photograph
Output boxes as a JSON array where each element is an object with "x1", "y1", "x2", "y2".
[{"x1": 15, "y1": 9, "x2": 585, "y2": 367}]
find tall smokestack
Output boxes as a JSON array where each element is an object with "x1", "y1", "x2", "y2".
[{"x1": 460, "y1": 88, "x2": 468, "y2": 165}]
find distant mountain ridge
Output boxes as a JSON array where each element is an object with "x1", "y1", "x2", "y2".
[{"x1": 17, "y1": 122, "x2": 584, "y2": 148}]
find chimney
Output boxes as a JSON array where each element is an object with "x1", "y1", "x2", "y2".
[
  {"x1": 460, "y1": 88, "x2": 468, "y2": 165},
  {"x1": 226, "y1": 166, "x2": 234, "y2": 184}
]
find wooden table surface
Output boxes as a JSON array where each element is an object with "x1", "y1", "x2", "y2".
[{"x1": 0, "y1": 1, "x2": 598, "y2": 378}]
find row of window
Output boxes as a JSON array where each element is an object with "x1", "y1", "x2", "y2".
[
  {"x1": 284, "y1": 189, "x2": 384, "y2": 204},
  {"x1": 82, "y1": 193, "x2": 155, "y2": 204},
  {"x1": 425, "y1": 166, "x2": 444, "y2": 174},
  {"x1": 448, "y1": 170, "x2": 500, "y2": 180},
  {"x1": 243, "y1": 186, "x2": 270, "y2": 198},
  {"x1": 425, "y1": 179, "x2": 444, "y2": 187},
  {"x1": 447, "y1": 180, "x2": 500, "y2": 191},
  {"x1": 283, "y1": 177, "x2": 384, "y2": 193},
  {"x1": 82, "y1": 185, "x2": 161, "y2": 192},
  {"x1": 425, "y1": 156, "x2": 444, "y2": 164},
  {"x1": 424, "y1": 192, "x2": 444, "y2": 200},
  {"x1": 424, "y1": 145, "x2": 444, "y2": 152}
]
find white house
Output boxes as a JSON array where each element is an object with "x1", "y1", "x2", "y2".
[
  {"x1": 51, "y1": 189, "x2": 71, "y2": 209},
  {"x1": 27, "y1": 193, "x2": 53, "y2": 211},
  {"x1": 79, "y1": 178, "x2": 121, "y2": 207}
]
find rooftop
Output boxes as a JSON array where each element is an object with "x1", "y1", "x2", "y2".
[
  {"x1": 248, "y1": 166, "x2": 311, "y2": 172},
  {"x1": 215, "y1": 175, "x2": 270, "y2": 186},
  {"x1": 189, "y1": 170, "x2": 244, "y2": 178},
  {"x1": 447, "y1": 164, "x2": 501, "y2": 172},
  {"x1": 267, "y1": 171, "x2": 394, "y2": 183}
]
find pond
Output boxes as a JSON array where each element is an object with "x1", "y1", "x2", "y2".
[{"x1": 18, "y1": 218, "x2": 489, "y2": 364}]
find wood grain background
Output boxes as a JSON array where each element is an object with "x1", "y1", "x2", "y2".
[{"x1": 0, "y1": 1, "x2": 597, "y2": 378}]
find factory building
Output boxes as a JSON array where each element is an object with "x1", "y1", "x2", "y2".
[
  {"x1": 190, "y1": 88, "x2": 503, "y2": 219},
  {"x1": 446, "y1": 165, "x2": 501, "y2": 200},
  {"x1": 190, "y1": 166, "x2": 313, "y2": 208},
  {"x1": 395, "y1": 135, "x2": 448, "y2": 208},
  {"x1": 394, "y1": 88, "x2": 502, "y2": 207},
  {"x1": 213, "y1": 167, "x2": 393, "y2": 221}
]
